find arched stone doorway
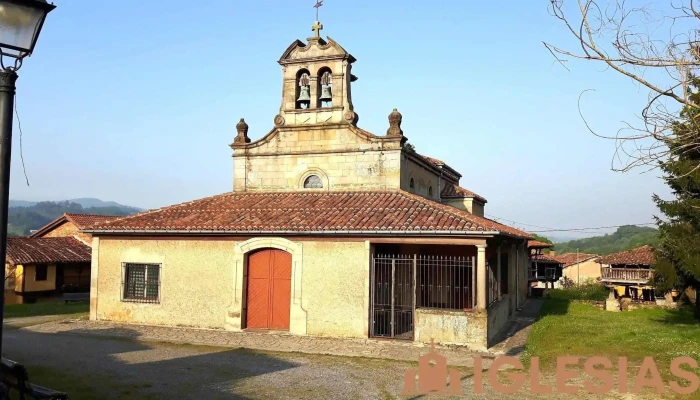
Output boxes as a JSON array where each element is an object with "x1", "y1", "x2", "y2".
[{"x1": 246, "y1": 248, "x2": 292, "y2": 330}]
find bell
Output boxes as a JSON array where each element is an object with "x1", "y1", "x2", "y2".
[
  {"x1": 297, "y1": 86, "x2": 311, "y2": 102},
  {"x1": 319, "y1": 84, "x2": 332, "y2": 101}
]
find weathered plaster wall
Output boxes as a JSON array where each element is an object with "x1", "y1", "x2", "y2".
[
  {"x1": 563, "y1": 260, "x2": 601, "y2": 283},
  {"x1": 94, "y1": 238, "x2": 236, "y2": 329},
  {"x1": 414, "y1": 309, "x2": 487, "y2": 350},
  {"x1": 401, "y1": 155, "x2": 441, "y2": 201},
  {"x1": 41, "y1": 221, "x2": 92, "y2": 244},
  {"x1": 442, "y1": 198, "x2": 485, "y2": 217},
  {"x1": 20, "y1": 263, "x2": 56, "y2": 292},
  {"x1": 93, "y1": 237, "x2": 370, "y2": 338},
  {"x1": 301, "y1": 241, "x2": 369, "y2": 338},
  {"x1": 487, "y1": 294, "x2": 511, "y2": 346}
]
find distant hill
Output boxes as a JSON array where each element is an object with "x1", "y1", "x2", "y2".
[
  {"x1": 8, "y1": 200, "x2": 140, "y2": 237},
  {"x1": 552, "y1": 225, "x2": 659, "y2": 255},
  {"x1": 10, "y1": 198, "x2": 141, "y2": 211}
]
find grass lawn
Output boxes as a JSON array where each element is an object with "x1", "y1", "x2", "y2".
[
  {"x1": 4, "y1": 301, "x2": 89, "y2": 319},
  {"x1": 524, "y1": 299, "x2": 700, "y2": 376}
]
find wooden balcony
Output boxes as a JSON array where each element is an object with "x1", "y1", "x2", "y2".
[{"x1": 601, "y1": 267, "x2": 653, "y2": 284}]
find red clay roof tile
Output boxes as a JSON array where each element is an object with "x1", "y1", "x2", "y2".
[
  {"x1": 528, "y1": 240, "x2": 553, "y2": 248},
  {"x1": 597, "y1": 246, "x2": 655, "y2": 266},
  {"x1": 553, "y1": 253, "x2": 600, "y2": 268},
  {"x1": 441, "y1": 182, "x2": 487, "y2": 203},
  {"x1": 6, "y1": 237, "x2": 91, "y2": 265},
  {"x1": 84, "y1": 190, "x2": 531, "y2": 239}
]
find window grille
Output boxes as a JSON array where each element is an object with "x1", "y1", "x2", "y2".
[
  {"x1": 122, "y1": 263, "x2": 160, "y2": 304},
  {"x1": 303, "y1": 175, "x2": 323, "y2": 188}
]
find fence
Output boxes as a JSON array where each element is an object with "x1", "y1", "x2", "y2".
[
  {"x1": 601, "y1": 267, "x2": 653, "y2": 283},
  {"x1": 370, "y1": 254, "x2": 475, "y2": 340}
]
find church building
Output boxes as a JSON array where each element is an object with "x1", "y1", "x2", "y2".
[{"x1": 84, "y1": 21, "x2": 532, "y2": 350}]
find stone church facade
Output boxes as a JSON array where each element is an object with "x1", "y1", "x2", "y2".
[{"x1": 85, "y1": 24, "x2": 532, "y2": 350}]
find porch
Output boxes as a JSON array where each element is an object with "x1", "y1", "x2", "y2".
[
  {"x1": 601, "y1": 266, "x2": 653, "y2": 284},
  {"x1": 369, "y1": 240, "x2": 529, "y2": 349}
]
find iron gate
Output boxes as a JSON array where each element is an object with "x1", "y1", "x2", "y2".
[
  {"x1": 370, "y1": 253, "x2": 476, "y2": 340},
  {"x1": 370, "y1": 254, "x2": 415, "y2": 340}
]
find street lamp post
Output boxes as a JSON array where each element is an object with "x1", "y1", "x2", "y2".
[{"x1": 0, "y1": 0, "x2": 55, "y2": 358}]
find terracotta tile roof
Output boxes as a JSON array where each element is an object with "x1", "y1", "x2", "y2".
[
  {"x1": 597, "y1": 245, "x2": 655, "y2": 266},
  {"x1": 65, "y1": 213, "x2": 124, "y2": 229},
  {"x1": 440, "y1": 182, "x2": 487, "y2": 203},
  {"x1": 6, "y1": 237, "x2": 91, "y2": 265},
  {"x1": 528, "y1": 240, "x2": 553, "y2": 248},
  {"x1": 30, "y1": 213, "x2": 125, "y2": 238},
  {"x1": 531, "y1": 253, "x2": 562, "y2": 264},
  {"x1": 420, "y1": 155, "x2": 445, "y2": 166},
  {"x1": 553, "y1": 253, "x2": 600, "y2": 268},
  {"x1": 84, "y1": 190, "x2": 532, "y2": 239}
]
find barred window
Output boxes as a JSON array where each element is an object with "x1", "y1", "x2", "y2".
[
  {"x1": 303, "y1": 175, "x2": 323, "y2": 188},
  {"x1": 122, "y1": 263, "x2": 160, "y2": 303}
]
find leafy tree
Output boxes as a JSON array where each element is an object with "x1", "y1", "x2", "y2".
[{"x1": 652, "y1": 77, "x2": 700, "y2": 316}]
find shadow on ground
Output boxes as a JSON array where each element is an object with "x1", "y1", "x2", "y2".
[{"x1": 4, "y1": 326, "x2": 301, "y2": 400}]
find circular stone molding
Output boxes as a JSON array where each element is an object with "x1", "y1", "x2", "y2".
[{"x1": 274, "y1": 115, "x2": 286, "y2": 127}]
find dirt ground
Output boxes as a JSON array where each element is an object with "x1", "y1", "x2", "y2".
[{"x1": 2, "y1": 324, "x2": 677, "y2": 399}]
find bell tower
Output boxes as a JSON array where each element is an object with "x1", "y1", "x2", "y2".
[{"x1": 274, "y1": 21, "x2": 359, "y2": 128}]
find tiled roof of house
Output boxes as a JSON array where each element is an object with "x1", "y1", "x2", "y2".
[
  {"x1": 528, "y1": 240, "x2": 553, "y2": 248},
  {"x1": 597, "y1": 245, "x2": 655, "y2": 266},
  {"x1": 441, "y1": 182, "x2": 488, "y2": 203},
  {"x1": 417, "y1": 154, "x2": 462, "y2": 182},
  {"x1": 553, "y1": 253, "x2": 600, "y2": 268},
  {"x1": 83, "y1": 190, "x2": 532, "y2": 239},
  {"x1": 6, "y1": 237, "x2": 91, "y2": 265},
  {"x1": 531, "y1": 253, "x2": 562, "y2": 264},
  {"x1": 420, "y1": 155, "x2": 445, "y2": 166},
  {"x1": 30, "y1": 213, "x2": 124, "y2": 238}
]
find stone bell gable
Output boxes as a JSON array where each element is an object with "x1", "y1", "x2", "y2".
[
  {"x1": 230, "y1": 24, "x2": 486, "y2": 210},
  {"x1": 277, "y1": 35, "x2": 358, "y2": 127}
]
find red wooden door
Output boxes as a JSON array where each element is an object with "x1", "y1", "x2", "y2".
[{"x1": 246, "y1": 249, "x2": 291, "y2": 330}]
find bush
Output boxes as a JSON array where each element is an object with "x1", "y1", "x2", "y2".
[{"x1": 546, "y1": 283, "x2": 608, "y2": 301}]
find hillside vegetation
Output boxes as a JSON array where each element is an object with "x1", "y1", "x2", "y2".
[
  {"x1": 9, "y1": 201, "x2": 137, "y2": 237},
  {"x1": 553, "y1": 225, "x2": 659, "y2": 255}
]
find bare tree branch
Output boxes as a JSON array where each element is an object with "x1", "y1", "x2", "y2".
[{"x1": 546, "y1": 0, "x2": 700, "y2": 173}]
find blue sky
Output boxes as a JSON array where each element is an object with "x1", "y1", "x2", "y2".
[{"x1": 8, "y1": 0, "x2": 672, "y2": 239}]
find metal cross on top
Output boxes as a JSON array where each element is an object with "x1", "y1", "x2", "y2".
[{"x1": 314, "y1": 0, "x2": 324, "y2": 21}]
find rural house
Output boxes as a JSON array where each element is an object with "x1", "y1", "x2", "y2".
[
  {"x1": 4, "y1": 213, "x2": 122, "y2": 304},
  {"x1": 82, "y1": 23, "x2": 532, "y2": 350},
  {"x1": 527, "y1": 240, "x2": 563, "y2": 291},
  {"x1": 4, "y1": 237, "x2": 92, "y2": 304},
  {"x1": 554, "y1": 252, "x2": 600, "y2": 285},
  {"x1": 599, "y1": 245, "x2": 657, "y2": 301}
]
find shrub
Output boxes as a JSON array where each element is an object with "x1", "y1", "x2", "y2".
[{"x1": 546, "y1": 283, "x2": 608, "y2": 301}]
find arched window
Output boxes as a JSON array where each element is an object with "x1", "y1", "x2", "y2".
[
  {"x1": 318, "y1": 67, "x2": 333, "y2": 108},
  {"x1": 304, "y1": 175, "x2": 323, "y2": 189},
  {"x1": 429, "y1": 186, "x2": 433, "y2": 196},
  {"x1": 296, "y1": 69, "x2": 311, "y2": 110},
  {"x1": 409, "y1": 178, "x2": 415, "y2": 189}
]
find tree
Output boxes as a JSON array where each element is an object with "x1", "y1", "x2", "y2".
[
  {"x1": 652, "y1": 76, "x2": 700, "y2": 316},
  {"x1": 532, "y1": 234, "x2": 554, "y2": 253},
  {"x1": 545, "y1": 0, "x2": 700, "y2": 172}
]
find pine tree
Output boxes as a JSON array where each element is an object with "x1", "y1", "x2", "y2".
[{"x1": 653, "y1": 77, "x2": 700, "y2": 315}]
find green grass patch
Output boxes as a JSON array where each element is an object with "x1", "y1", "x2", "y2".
[
  {"x1": 523, "y1": 299, "x2": 700, "y2": 376},
  {"x1": 545, "y1": 283, "x2": 609, "y2": 301},
  {"x1": 4, "y1": 301, "x2": 88, "y2": 319}
]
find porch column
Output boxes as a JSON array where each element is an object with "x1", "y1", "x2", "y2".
[{"x1": 477, "y1": 244, "x2": 487, "y2": 309}]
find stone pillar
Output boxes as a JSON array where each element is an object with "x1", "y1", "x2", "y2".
[
  {"x1": 477, "y1": 244, "x2": 487, "y2": 309},
  {"x1": 89, "y1": 237, "x2": 100, "y2": 321}
]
